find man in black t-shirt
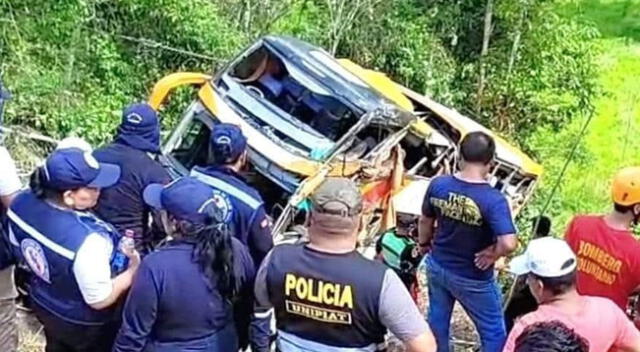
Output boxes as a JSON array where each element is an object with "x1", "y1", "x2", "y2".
[{"x1": 94, "y1": 103, "x2": 170, "y2": 251}]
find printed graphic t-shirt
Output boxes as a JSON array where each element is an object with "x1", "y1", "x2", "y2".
[
  {"x1": 565, "y1": 215, "x2": 640, "y2": 309},
  {"x1": 422, "y1": 175, "x2": 516, "y2": 280},
  {"x1": 503, "y1": 296, "x2": 640, "y2": 352}
]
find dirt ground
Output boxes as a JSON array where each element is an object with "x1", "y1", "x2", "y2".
[{"x1": 17, "y1": 310, "x2": 44, "y2": 352}]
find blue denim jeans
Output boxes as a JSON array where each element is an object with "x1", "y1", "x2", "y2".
[{"x1": 424, "y1": 255, "x2": 506, "y2": 352}]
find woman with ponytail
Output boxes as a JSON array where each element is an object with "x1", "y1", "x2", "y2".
[
  {"x1": 113, "y1": 177, "x2": 256, "y2": 352},
  {"x1": 7, "y1": 147, "x2": 138, "y2": 352}
]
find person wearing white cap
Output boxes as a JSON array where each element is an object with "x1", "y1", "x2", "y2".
[
  {"x1": 503, "y1": 237, "x2": 640, "y2": 352},
  {"x1": 56, "y1": 136, "x2": 93, "y2": 152}
]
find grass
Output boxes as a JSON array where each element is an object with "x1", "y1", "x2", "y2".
[{"x1": 529, "y1": 0, "x2": 640, "y2": 232}]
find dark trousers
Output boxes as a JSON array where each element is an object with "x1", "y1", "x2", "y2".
[
  {"x1": 142, "y1": 324, "x2": 238, "y2": 352},
  {"x1": 32, "y1": 302, "x2": 119, "y2": 352}
]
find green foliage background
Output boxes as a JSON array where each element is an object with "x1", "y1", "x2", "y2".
[
  {"x1": 3, "y1": 0, "x2": 635, "y2": 237},
  {"x1": 0, "y1": 0, "x2": 599, "y2": 139}
]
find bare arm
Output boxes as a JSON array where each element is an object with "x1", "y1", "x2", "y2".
[
  {"x1": 614, "y1": 302, "x2": 640, "y2": 352},
  {"x1": 405, "y1": 332, "x2": 437, "y2": 352},
  {"x1": 475, "y1": 196, "x2": 518, "y2": 270},
  {"x1": 475, "y1": 234, "x2": 517, "y2": 271},
  {"x1": 90, "y1": 255, "x2": 140, "y2": 310},
  {"x1": 619, "y1": 341, "x2": 640, "y2": 352},
  {"x1": 379, "y1": 270, "x2": 437, "y2": 352},
  {"x1": 418, "y1": 215, "x2": 435, "y2": 254},
  {"x1": 0, "y1": 191, "x2": 18, "y2": 209},
  {"x1": 90, "y1": 248, "x2": 140, "y2": 310},
  {"x1": 73, "y1": 234, "x2": 141, "y2": 311}
]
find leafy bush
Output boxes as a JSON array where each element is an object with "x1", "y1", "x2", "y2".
[
  {"x1": 0, "y1": 0, "x2": 246, "y2": 144},
  {"x1": 2, "y1": 0, "x2": 598, "y2": 146}
]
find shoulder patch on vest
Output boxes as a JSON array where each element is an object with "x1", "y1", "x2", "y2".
[
  {"x1": 211, "y1": 189, "x2": 233, "y2": 223},
  {"x1": 21, "y1": 238, "x2": 51, "y2": 283}
]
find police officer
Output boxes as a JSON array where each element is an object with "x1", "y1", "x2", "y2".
[
  {"x1": 113, "y1": 177, "x2": 256, "y2": 351},
  {"x1": 191, "y1": 123, "x2": 273, "y2": 265},
  {"x1": 94, "y1": 103, "x2": 171, "y2": 252},
  {"x1": 251, "y1": 178, "x2": 437, "y2": 352},
  {"x1": 7, "y1": 148, "x2": 140, "y2": 352}
]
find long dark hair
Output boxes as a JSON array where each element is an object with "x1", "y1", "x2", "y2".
[
  {"x1": 180, "y1": 206, "x2": 236, "y2": 301},
  {"x1": 29, "y1": 167, "x2": 63, "y2": 200}
]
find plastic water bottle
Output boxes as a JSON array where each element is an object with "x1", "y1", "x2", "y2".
[{"x1": 111, "y1": 230, "x2": 135, "y2": 274}]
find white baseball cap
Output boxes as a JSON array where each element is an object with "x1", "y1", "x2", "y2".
[
  {"x1": 57, "y1": 136, "x2": 93, "y2": 152},
  {"x1": 508, "y1": 237, "x2": 577, "y2": 277}
]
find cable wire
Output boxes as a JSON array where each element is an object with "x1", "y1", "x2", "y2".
[{"x1": 535, "y1": 110, "x2": 596, "y2": 227}]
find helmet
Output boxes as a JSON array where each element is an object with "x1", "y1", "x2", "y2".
[{"x1": 612, "y1": 167, "x2": 640, "y2": 206}]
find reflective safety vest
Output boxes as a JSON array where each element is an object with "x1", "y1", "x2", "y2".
[
  {"x1": 7, "y1": 191, "x2": 121, "y2": 325},
  {"x1": 190, "y1": 166, "x2": 267, "y2": 251},
  {"x1": 266, "y1": 244, "x2": 387, "y2": 351}
]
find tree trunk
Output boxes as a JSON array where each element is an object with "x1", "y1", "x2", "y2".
[
  {"x1": 504, "y1": 4, "x2": 528, "y2": 133},
  {"x1": 476, "y1": 0, "x2": 494, "y2": 111}
]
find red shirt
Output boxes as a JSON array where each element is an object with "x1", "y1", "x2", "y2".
[{"x1": 565, "y1": 215, "x2": 640, "y2": 309}]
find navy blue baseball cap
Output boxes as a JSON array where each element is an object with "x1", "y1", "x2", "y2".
[
  {"x1": 115, "y1": 103, "x2": 161, "y2": 153},
  {"x1": 143, "y1": 177, "x2": 227, "y2": 224},
  {"x1": 211, "y1": 123, "x2": 247, "y2": 164},
  {"x1": 121, "y1": 103, "x2": 158, "y2": 129},
  {"x1": 43, "y1": 148, "x2": 121, "y2": 190}
]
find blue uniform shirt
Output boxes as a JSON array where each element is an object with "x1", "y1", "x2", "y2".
[
  {"x1": 94, "y1": 142, "x2": 170, "y2": 239},
  {"x1": 422, "y1": 175, "x2": 516, "y2": 280},
  {"x1": 191, "y1": 166, "x2": 273, "y2": 264},
  {"x1": 113, "y1": 238, "x2": 255, "y2": 351}
]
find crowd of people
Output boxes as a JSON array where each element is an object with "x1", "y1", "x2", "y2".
[{"x1": 0, "y1": 101, "x2": 639, "y2": 352}]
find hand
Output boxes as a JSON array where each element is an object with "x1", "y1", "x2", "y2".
[
  {"x1": 418, "y1": 243, "x2": 431, "y2": 256},
  {"x1": 474, "y1": 246, "x2": 498, "y2": 271},
  {"x1": 494, "y1": 257, "x2": 507, "y2": 271},
  {"x1": 123, "y1": 246, "x2": 141, "y2": 271}
]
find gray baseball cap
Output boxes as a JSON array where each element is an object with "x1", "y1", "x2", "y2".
[{"x1": 310, "y1": 178, "x2": 363, "y2": 217}]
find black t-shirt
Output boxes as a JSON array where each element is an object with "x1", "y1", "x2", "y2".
[{"x1": 93, "y1": 142, "x2": 170, "y2": 242}]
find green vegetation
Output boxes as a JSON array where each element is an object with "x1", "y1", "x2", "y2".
[
  {"x1": 526, "y1": 0, "x2": 640, "y2": 233},
  {"x1": 1, "y1": 0, "x2": 598, "y2": 142}
]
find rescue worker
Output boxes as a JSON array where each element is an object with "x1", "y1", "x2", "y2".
[
  {"x1": 57, "y1": 136, "x2": 93, "y2": 152},
  {"x1": 375, "y1": 213, "x2": 421, "y2": 289},
  {"x1": 564, "y1": 167, "x2": 640, "y2": 315},
  {"x1": 94, "y1": 103, "x2": 170, "y2": 252},
  {"x1": 251, "y1": 177, "x2": 437, "y2": 352},
  {"x1": 191, "y1": 123, "x2": 273, "y2": 264},
  {"x1": 504, "y1": 237, "x2": 640, "y2": 352},
  {"x1": 191, "y1": 123, "x2": 273, "y2": 349},
  {"x1": 7, "y1": 148, "x2": 140, "y2": 352},
  {"x1": 113, "y1": 177, "x2": 256, "y2": 351},
  {"x1": 419, "y1": 131, "x2": 517, "y2": 352},
  {"x1": 0, "y1": 144, "x2": 22, "y2": 351}
]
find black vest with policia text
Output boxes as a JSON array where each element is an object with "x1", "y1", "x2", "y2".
[{"x1": 266, "y1": 243, "x2": 387, "y2": 350}]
